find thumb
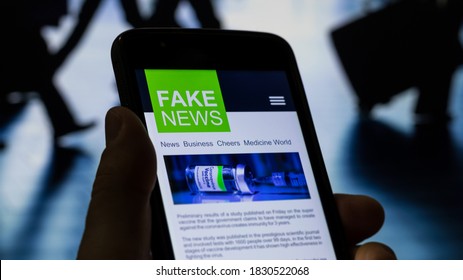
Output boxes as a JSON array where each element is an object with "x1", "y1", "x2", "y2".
[{"x1": 78, "y1": 107, "x2": 156, "y2": 259}]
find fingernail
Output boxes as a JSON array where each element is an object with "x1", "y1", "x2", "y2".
[{"x1": 105, "y1": 108, "x2": 123, "y2": 146}]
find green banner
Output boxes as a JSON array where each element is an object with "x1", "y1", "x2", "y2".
[{"x1": 145, "y1": 69, "x2": 230, "y2": 133}]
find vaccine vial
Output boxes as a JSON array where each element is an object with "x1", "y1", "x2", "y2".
[{"x1": 185, "y1": 164, "x2": 255, "y2": 195}]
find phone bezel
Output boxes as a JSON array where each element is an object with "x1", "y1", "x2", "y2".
[{"x1": 111, "y1": 28, "x2": 348, "y2": 259}]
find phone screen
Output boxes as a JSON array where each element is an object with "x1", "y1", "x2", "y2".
[{"x1": 134, "y1": 68, "x2": 337, "y2": 259}]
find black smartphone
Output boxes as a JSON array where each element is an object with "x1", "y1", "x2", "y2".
[{"x1": 111, "y1": 28, "x2": 347, "y2": 260}]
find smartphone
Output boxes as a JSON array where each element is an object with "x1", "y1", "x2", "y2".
[{"x1": 111, "y1": 28, "x2": 347, "y2": 260}]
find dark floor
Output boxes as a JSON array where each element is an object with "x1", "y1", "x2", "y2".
[{"x1": 1, "y1": 0, "x2": 462, "y2": 259}]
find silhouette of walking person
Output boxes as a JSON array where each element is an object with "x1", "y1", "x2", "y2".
[
  {"x1": 413, "y1": 0, "x2": 463, "y2": 124},
  {"x1": 120, "y1": 0, "x2": 221, "y2": 28},
  {"x1": 331, "y1": 0, "x2": 463, "y2": 124},
  {"x1": 0, "y1": 1, "x2": 101, "y2": 145}
]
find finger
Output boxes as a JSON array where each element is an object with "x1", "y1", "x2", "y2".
[
  {"x1": 78, "y1": 106, "x2": 156, "y2": 259},
  {"x1": 353, "y1": 242, "x2": 397, "y2": 260},
  {"x1": 335, "y1": 194, "x2": 385, "y2": 245}
]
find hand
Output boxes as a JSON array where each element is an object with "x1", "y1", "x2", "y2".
[
  {"x1": 78, "y1": 106, "x2": 155, "y2": 259},
  {"x1": 335, "y1": 194, "x2": 396, "y2": 259},
  {"x1": 77, "y1": 106, "x2": 396, "y2": 260}
]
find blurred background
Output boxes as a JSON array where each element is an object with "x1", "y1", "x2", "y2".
[{"x1": 0, "y1": 0, "x2": 462, "y2": 259}]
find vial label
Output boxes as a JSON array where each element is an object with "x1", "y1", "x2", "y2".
[{"x1": 194, "y1": 166, "x2": 227, "y2": 192}]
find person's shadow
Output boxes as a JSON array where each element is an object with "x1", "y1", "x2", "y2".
[
  {"x1": 120, "y1": 0, "x2": 221, "y2": 28},
  {"x1": 331, "y1": 0, "x2": 463, "y2": 123},
  {"x1": 0, "y1": 1, "x2": 101, "y2": 146},
  {"x1": 344, "y1": 118, "x2": 463, "y2": 258}
]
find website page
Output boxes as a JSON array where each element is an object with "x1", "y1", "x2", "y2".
[{"x1": 137, "y1": 69, "x2": 336, "y2": 259}]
